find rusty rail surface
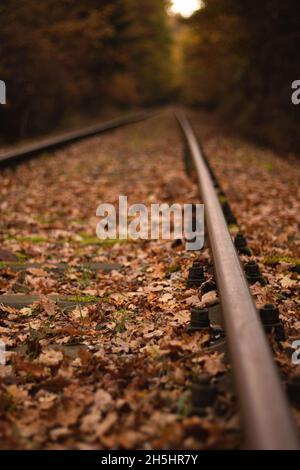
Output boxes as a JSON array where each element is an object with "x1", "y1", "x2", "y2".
[
  {"x1": 176, "y1": 110, "x2": 299, "y2": 450},
  {"x1": 0, "y1": 109, "x2": 152, "y2": 165}
]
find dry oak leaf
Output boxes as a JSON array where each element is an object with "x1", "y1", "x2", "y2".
[
  {"x1": 20, "y1": 307, "x2": 34, "y2": 317},
  {"x1": 17, "y1": 420, "x2": 42, "y2": 439},
  {"x1": 160, "y1": 293, "x2": 173, "y2": 303},
  {"x1": 38, "y1": 349, "x2": 63, "y2": 367},
  {"x1": 150, "y1": 285, "x2": 164, "y2": 292},
  {"x1": 27, "y1": 267, "x2": 48, "y2": 277},
  {"x1": 6, "y1": 384, "x2": 29, "y2": 403},
  {"x1": 201, "y1": 290, "x2": 218, "y2": 307},
  {"x1": 41, "y1": 296, "x2": 57, "y2": 316},
  {"x1": 38, "y1": 392, "x2": 57, "y2": 410},
  {"x1": 109, "y1": 293, "x2": 127, "y2": 305},
  {"x1": 199, "y1": 352, "x2": 226, "y2": 376},
  {"x1": 172, "y1": 310, "x2": 190, "y2": 324},
  {"x1": 185, "y1": 294, "x2": 201, "y2": 307},
  {"x1": 280, "y1": 276, "x2": 298, "y2": 288},
  {"x1": 49, "y1": 427, "x2": 70, "y2": 441},
  {"x1": 143, "y1": 329, "x2": 164, "y2": 339},
  {"x1": 168, "y1": 340, "x2": 191, "y2": 353},
  {"x1": 80, "y1": 409, "x2": 102, "y2": 434},
  {"x1": 0, "y1": 305, "x2": 18, "y2": 315},
  {"x1": 71, "y1": 306, "x2": 89, "y2": 320},
  {"x1": 93, "y1": 389, "x2": 113, "y2": 412},
  {"x1": 117, "y1": 430, "x2": 144, "y2": 449},
  {"x1": 96, "y1": 411, "x2": 118, "y2": 438}
]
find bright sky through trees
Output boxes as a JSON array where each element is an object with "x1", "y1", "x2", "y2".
[{"x1": 170, "y1": 0, "x2": 201, "y2": 17}]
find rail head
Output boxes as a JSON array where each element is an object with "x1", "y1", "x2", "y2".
[
  {"x1": 176, "y1": 110, "x2": 299, "y2": 450},
  {"x1": 0, "y1": 109, "x2": 153, "y2": 166}
]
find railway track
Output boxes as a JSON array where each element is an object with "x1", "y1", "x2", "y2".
[
  {"x1": 0, "y1": 109, "x2": 152, "y2": 165},
  {"x1": 176, "y1": 111, "x2": 299, "y2": 450},
  {"x1": 0, "y1": 109, "x2": 299, "y2": 450}
]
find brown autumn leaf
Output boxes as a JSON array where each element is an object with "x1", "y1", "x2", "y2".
[
  {"x1": 38, "y1": 349, "x2": 63, "y2": 367},
  {"x1": 96, "y1": 412, "x2": 118, "y2": 438},
  {"x1": 280, "y1": 276, "x2": 298, "y2": 288},
  {"x1": 39, "y1": 296, "x2": 57, "y2": 316},
  {"x1": 27, "y1": 267, "x2": 49, "y2": 277}
]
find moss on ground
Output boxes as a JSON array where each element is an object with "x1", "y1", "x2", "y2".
[
  {"x1": 0, "y1": 261, "x2": 26, "y2": 268},
  {"x1": 263, "y1": 255, "x2": 300, "y2": 266},
  {"x1": 79, "y1": 233, "x2": 129, "y2": 247},
  {"x1": 65, "y1": 295, "x2": 100, "y2": 303},
  {"x1": 218, "y1": 194, "x2": 227, "y2": 205},
  {"x1": 5, "y1": 235, "x2": 47, "y2": 244}
]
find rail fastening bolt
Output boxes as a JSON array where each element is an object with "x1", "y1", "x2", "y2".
[
  {"x1": 245, "y1": 260, "x2": 265, "y2": 284},
  {"x1": 259, "y1": 303, "x2": 280, "y2": 326},
  {"x1": 234, "y1": 232, "x2": 247, "y2": 248},
  {"x1": 259, "y1": 303, "x2": 285, "y2": 340},
  {"x1": 188, "y1": 307, "x2": 210, "y2": 332},
  {"x1": 186, "y1": 262, "x2": 205, "y2": 288},
  {"x1": 234, "y1": 232, "x2": 251, "y2": 255},
  {"x1": 245, "y1": 260, "x2": 260, "y2": 275}
]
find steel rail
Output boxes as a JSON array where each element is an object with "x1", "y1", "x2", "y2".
[
  {"x1": 0, "y1": 109, "x2": 153, "y2": 165},
  {"x1": 176, "y1": 110, "x2": 299, "y2": 450}
]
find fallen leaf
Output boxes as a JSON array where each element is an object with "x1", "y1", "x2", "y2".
[{"x1": 38, "y1": 349, "x2": 63, "y2": 366}]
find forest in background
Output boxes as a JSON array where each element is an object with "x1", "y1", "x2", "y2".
[
  {"x1": 177, "y1": 0, "x2": 300, "y2": 152},
  {"x1": 0, "y1": 0, "x2": 299, "y2": 152},
  {"x1": 0, "y1": 0, "x2": 172, "y2": 141}
]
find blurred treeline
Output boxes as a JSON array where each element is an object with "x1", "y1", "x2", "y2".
[
  {"x1": 0, "y1": 0, "x2": 172, "y2": 142},
  {"x1": 1, "y1": 1, "x2": 299, "y2": 152},
  {"x1": 180, "y1": 0, "x2": 300, "y2": 152}
]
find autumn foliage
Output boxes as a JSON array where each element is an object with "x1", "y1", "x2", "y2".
[
  {"x1": 179, "y1": 0, "x2": 300, "y2": 151},
  {"x1": 1, "y1": 1, "x2": 299, "y2": 151},
  {"x1": 0, "y1": 0, "x2": 172, "y2": 141}
]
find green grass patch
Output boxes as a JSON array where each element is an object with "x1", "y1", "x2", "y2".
[
  {"x1": 16, "y1": 252, "x2": 29, "y2": 261},
  {"x1": 79, "y1": 233, "x2": 129, "y2": 247},
  {"x1": 263, "y1": 255, "x2": 300, "y2": 266},
  {"x1": 262, "y1": 161, "x2": 274, "y2": 171},
  {"x1": 166, "y1": 264, "x2": 181, "y2": 277},
  {"x1": 5, "y1": 235, "x2": 48, "y2": 244},
  {"x1": 65, "y1": 295, "x2": 100, "y2": 303},
  {"x1": 20, "y1": 236, "x2": 48, "y2": 243},
  {"x1": 0, "y1": 261, "x2": 26, "y2": 268},
  {"x1": 78, "y1": 269, "x2": 93, "y2": 288},
  {"x1": 73, "y1": 219, "x2": 86, "y2": 226},
  {"x1": 34, "y1": 215, "x2": 51, "y2": 224},
  {"x1": 218, "y1": 194, "x2": 227, "y2": 205},
  {"x1": 113, "y1": 309, "x2": 134, "y2": 333},
  {"x1": 177, "y1": 391, "x2": 191, "y2": 419}
]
